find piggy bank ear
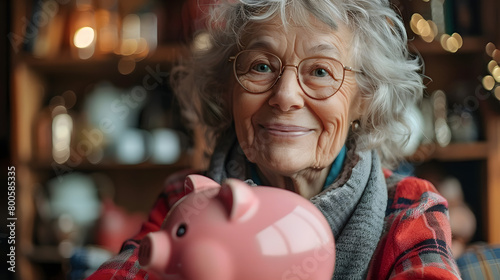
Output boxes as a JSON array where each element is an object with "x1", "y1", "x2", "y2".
[
  {"x1": 218, "y1": 178, "x2": 258, "y2": 222},
  {"x1": 184, "y1": 175, "x2": 220, "y2": 195}
]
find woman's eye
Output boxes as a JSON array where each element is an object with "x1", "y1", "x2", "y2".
[
  {"x1": 252, "y1": 63, "x2": 272, "y2": 73},
  {"x1": 312, "y1": 68, "x2": 329, "y2": 77}
]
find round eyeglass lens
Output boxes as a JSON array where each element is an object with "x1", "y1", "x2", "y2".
[
  {"x1": 234, "y1": 51, "x2": 281, "y2": 93},
  {"x1": 298, "y1": 58, "x2": 344, "y2": 99}
]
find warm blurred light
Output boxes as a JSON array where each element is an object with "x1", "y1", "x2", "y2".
[
  {"x1": 117, "y1": 13, "x2": 157, "y2": 57},
  {"x1": 488, "y1": 60, "x2": 498, "y2": 73},
  {"x1": 435, "y1": 118, "x2": 451, "y2": 147},
  {"x1": 421, "y1": 24, "x2": 436, "y2": 42},
  {"x1": 411, "y1": 16, "x2": 438, "y2": 43},
  {"x1": 446, "y1": 37, "x2": 460, "y2": 53},
  {"x1": 437, "y1": 33, "x2": 464, "y2": 53},
  {"x1": 410, "y1": 13, "x2": 424, "y2": 35},
  {"x1": 493, "y1": 66, "x2": 500, "y2": 83},
  {"x1": 70, "y1": 7, "x2": 96, "y2": 59},
  {"x1": 493, "y1": 49, "x2": 500, "y2": 63},
  {"x1": 134, "y1": 38, "x2": 150, "y2": 59},
  {"x1": 451, "y1": 33, "x2": 463, "y2": 48},
  {"x1": 118, "y1": 56, "x2": 136, "y2": 75},
  {"x1": 433, "y1": 90, "x2": 447, "y2": 109},
  {"x1": 440, "y1": 34, "x2": 450, "y2": 51},
  {"x1": 429, "y1": 21, "x2": 438, "y2": 37},
  {"x1": 52, "y1": 108, "x2": 73, "y2": 164},
  {"x1": 416, "y1": 19, "x2": 429, "y2": 35},
  {"x1": 120, "y1": 39, "x2": 138, "y2": 56},
  {"x1": 192, "y1": 32, "x2": 212, "y2": 51},
  {"x1": 119, "y1": 14, "x2": 140, "y2": 56},
  {"x1": 74, "y1": 27, "x2": 95, "y2": 48},
  {"x1": 486, "y1": 42, "x2": 496, "y2": 57},
  {"x1": 78, "y1": 47, "x2": 95, "y2": 59},
  {"x1": 96, "y1": 9, "x2": 119, "y2": 54},
  {"x1": 495, "y1": 86, "x2": 500, "y2": 100},
  {"x1": 483, "y1": 75, "x2": 495, "y2": 91}
]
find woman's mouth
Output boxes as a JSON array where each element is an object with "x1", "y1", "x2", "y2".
[{"x1": 260, "y1": 124, "x2": 313, "y2": 137}]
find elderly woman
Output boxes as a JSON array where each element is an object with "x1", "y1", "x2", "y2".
[{"x1": 88, "y1": 0, "x2": 460, "y2": 279}]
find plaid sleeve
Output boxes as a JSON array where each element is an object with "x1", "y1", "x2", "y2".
[
  {"x1": 85, "y1": 169, "x2": 195, "y2": 280},
  {"x1": 456, "y1": 244, "x2": 500, "y2": 280},
  {"x1": 368, "y1": 176, "x2": 462, "y2": 280}
]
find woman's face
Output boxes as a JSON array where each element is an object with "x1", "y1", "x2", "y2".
[{"x1": 232, "y1": 18, "x2": 364, "y2": 176}]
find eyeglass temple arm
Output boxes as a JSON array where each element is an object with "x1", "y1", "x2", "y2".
[{"x1": 344, "y1": 66, "x2": 363, "y2": 74}]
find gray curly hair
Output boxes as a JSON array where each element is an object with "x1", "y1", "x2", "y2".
[{"x1": 172, "y1": 0, "x2": 424, "y2": 168}]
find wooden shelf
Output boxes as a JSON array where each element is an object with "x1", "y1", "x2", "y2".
[
  {"x1": 26, "y1": 246, "x2": 65, "y2": 264},
  {"x1": 409, "y1": 141, "x2": 488, "y2": 162},
  {"x1": 28, "y1": 156, "x2": 192, "y2": 172},
  {"x1": 17, "y1": 44, "x2": 190, "y2": 76}
]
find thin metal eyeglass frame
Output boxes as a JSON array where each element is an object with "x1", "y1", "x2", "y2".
[{"x1": 228, "y1": 50, "x2": 363, "y2": 100}]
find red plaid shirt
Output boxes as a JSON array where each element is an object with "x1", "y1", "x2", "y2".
[{"x1": 87, "y1": 169, "x2": 461, "y2": 280}]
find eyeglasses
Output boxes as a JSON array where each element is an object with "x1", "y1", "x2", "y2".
[{"x1": 228, "y1": 50, "x2": 363, "y2": 100}]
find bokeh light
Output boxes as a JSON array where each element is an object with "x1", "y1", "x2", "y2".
[
  {"x1": 74, "y1": 27, "x2": 95, "y2": 48},
  {"x1": 483, "y1": 75, "x2": 495, "y2": 91},
  {"x1": 493, "y1": 49, "x2": 500, "y2": 63},
  {"x1": 117, "y1": 57, "x2": 136, "y2": 75},
  {"x1": 495, "y1": 86, "x2": 500, "y2": 100},
  {"x1": 493, "y1": 66, "x2": 500, "y2": 83},
  {"x1": 486, "y1": 42, "x2": 496, "y2": 57},
  {"x1": 488, "y1": 60, "x2": 498, "y2": 73}
]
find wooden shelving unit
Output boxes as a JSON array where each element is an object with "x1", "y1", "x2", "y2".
[
  {"x1": 16, "y1": 44, "x2": 190, "y2": 75},
  {"x1": 8, "y1": 1, "x2": 201, "y2": 279},
  {"x1": 404, "y1": 0, "x2": 500, "y2": 244},
  {"x1": 411, "y1": 141, "x2": 489, "y2": 162}
]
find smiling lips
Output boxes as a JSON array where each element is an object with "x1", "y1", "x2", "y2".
[{"x1": 260, "y1": 124, "x2": 313, "y2": 137}]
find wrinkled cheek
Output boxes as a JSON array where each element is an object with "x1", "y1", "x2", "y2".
[
  {"x1": 234, "y1": 120, "x2": 256, "y2": 160},
  {"x1": 317, "y1": 125, "x2": 346, "y2": 166},
  {"x1": 238, "y1": 131, "x2": 264, "y2": 163},
  {"x1": 238, "y1": 125, "x2": 276, "y2": 164}
]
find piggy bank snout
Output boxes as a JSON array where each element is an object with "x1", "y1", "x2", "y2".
[{"x1": 139, "y1": 231, "x2": 171, "y2": 273}]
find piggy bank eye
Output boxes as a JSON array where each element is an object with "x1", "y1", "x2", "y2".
[{"x1": 176, "y1": 223, "x2": 187, "y2": 237}]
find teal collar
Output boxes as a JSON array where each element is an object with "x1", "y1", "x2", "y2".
[{"x1": 323, "y1": 145, "x2": 346, "y2": 189}]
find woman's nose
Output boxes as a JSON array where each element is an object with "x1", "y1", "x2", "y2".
[{"x1": 268, "y1": 66, "x2": 305, "y2": 111}]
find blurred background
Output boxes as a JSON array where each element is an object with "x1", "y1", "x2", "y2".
[{"x1": 3, "y1": 0, "x2": 500, "y2": 279}]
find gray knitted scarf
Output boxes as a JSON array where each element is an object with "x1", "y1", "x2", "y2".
[{"x1": 206, "y1": 130, "x2": 387, "y2": 280}]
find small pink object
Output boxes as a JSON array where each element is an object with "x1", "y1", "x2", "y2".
[{"x1": 139, "y1": 175, "x2": 335, "y2": 280}]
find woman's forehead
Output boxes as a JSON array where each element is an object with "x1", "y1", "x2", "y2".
[{"x1": 241, "y1": 19, "x2": 351, "y2": 58}]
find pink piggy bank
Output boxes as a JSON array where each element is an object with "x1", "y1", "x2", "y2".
[{"x1": 138, "y1": 174, "x2": 335, "y2": 280}]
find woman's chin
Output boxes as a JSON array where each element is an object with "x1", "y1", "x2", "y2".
[{"x1": 254, "y1": 153, "x2": 313, "y2": 176}]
